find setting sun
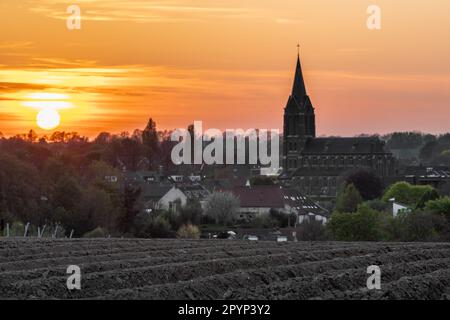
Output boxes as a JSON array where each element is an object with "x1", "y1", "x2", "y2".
[{"x1": 36, "y1": 109, "x2": 61, "y2": 130}]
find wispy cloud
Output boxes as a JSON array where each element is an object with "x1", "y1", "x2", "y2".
[
  {"x1": 275, "y1": 18, "x2": 303, "y2": 25},
  {"x1": 27, "y1": 0, "x2": 260, "y2": 23},
  {"x1": 0, "y1": 41, "x2": 34, "y2": 49}
]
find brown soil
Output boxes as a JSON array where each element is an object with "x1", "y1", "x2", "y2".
[{"x1": 0, "y1": 239, "x2": 448, "y2": 300}]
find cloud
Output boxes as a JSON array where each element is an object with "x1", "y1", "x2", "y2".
[
  {"x1": 0, "y1": 41, "x2": 34, "y2": 49},
  {"x1": 0, "y1": 82, "x2": 53, "y2": 93},
  {"x1": 27, "y1": 0, "x2": 259, "y2": 23},
  {"x1": 275, "y1": 18, "x2": 303, "y2": 25}
]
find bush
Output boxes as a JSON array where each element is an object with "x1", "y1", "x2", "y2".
[
  {"x1": 296, "y1": 220, "x2": 329, "y2": 241},
  {"x1": 269, "y1": 209, "x2": 296, "y2": 228},
  {"x1": 83, "y1": 227, "x2": 108, "y2": 238},
  {"x1": 426, "y1": 197, "x2": 450, "y2": 222},
  {"x1": 384, "y1": 210, "x2": 450, "y2": 242},
  {"x1": 177, "y1": 224, "x2": 201, "y2": 239},
  {"x1": 416, "y1": 189, "x2": 440, "y2": 209},
  {"x1": 133, "y1": 212, "x2": 174, "y2": 238},
  {"x1": 335, "y1": 184, "x2": 363, "y2": 213},
  {"x1": 392, "y1": 211, "x2": 438, "y2": 242},
  {"x1": 10, "y1": 221, "x2": 25, "y2": 237},
  {"x1": 250, "y1": 215, "x2": 279, "y2": 229},
  {"x1": 177, "y1": 200, "x2": 203, "y2": 226},
  {"x1": 365, "y1": 199, "x2": 388, "y2": 212},
  {"x1": 328, "y1": 205, "x2": 385, "y2": 241},
  {"x1": 150, "y1": 216, "x2": 174, "y2": 238},
  {"x1": 382, "y1": 182, "x2": 435, "y2": 207}
]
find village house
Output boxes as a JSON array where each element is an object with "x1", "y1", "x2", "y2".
[
  {"x1": 230, "y1": 185, "x2": 329, "y2": 224},
  {"x1": 388, "y1": 198, "x2": 412, "y2": 218},
  {"x1": 142, "y1": 184, "x2": 210, "y2": 213}
]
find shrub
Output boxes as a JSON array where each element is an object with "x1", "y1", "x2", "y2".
[
  {"x1": 134, "y1": 212, "x2": 174, "y2": 238},
  {"x1": 328, "y1": 205, "x2": 385, "y2": 241},
  {"x1": 250, "y1": 215, "x2": 279, "y2": 229},
  {"x1": 416, "y1": 189, "x2": 440, "y2": 209},
  {"x1": 10, "y1": 222, "x2": 25, "y2": 237},
  {"x1": 335, "y1": 184, "x2": 363, "y2": 213},
  {"x1": 296, "y1": 220, "x2": 329, "y2": 241},
  {"x1": 150, "y1": 216, "x2": 174, "y2": 238},
  {"x1": 178, "y1": 200, "x2": 203, "y2": 226},
  {"x1": 269, "y1": 209, "x2": 296, "y2": 228},
  {"x1": 365, "y1": 199, "x2": 388, "y2": 212},
  {"x1": 393, "y1": 211, "x2": 438, "y2": 242},
  {"x1": 177, "y1": 224, "x2": 201, "y2": 239},
  {"x1": 426, "y1": 197, "x2": 450, "y2": 222},
  {"x1": 382, "y1": 182, "x2": 435, "y2": 207},
  {"x1": 83, "y1": 227, "x2": 108, "y2": 238}
]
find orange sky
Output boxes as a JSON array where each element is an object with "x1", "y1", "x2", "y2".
[{"x1": 1, "y1": 0, "x2": 450, "y2": 138}]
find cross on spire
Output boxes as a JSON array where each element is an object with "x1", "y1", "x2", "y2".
[{"x1": 291, "y1": 44, "x2": 307, "y2": 98}]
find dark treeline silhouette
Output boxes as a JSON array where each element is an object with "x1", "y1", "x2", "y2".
[
  {"x1": 0, "y1": 118, "x2": 175, "y2": 237},
  {"x1": 2, "y1": 123, "x2": 450, "y2": 238}
]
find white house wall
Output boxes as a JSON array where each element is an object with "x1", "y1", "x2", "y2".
[{"x1": 158, "y1": 187, "x2": 188, "y2": 211}]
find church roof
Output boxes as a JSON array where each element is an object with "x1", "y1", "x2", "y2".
[
  {"x1": 292, "y1": 54, "x2": 307, "y2": 98},
  {"x1": 285, "y1": 53, "x2": 314, "y2": 113},
  {"x1": 302, "y1": 137, "x2": 388, "y2": 155}
]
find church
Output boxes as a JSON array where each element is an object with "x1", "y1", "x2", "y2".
[{"x1": 282, "y1": 52, "x2": 396, "y2": 198}]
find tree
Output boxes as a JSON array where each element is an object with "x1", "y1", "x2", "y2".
[
  {"x1": 416, "y1": 189, "x2": 440, "y2": 209},
  {"x1": 328, "y1": 205, "x2": 385, "y2": 241},
  {"x1": 385, "y1": 132, "x2": 424, "y2": 150},
  {"x1": 27, "y1": 129, "x2": 38, "y2": 143},
  {"x1": 204, "y1": 192, "x2": 240, "y2": 225},
  {"x1": 335, "y1": 184, "x2": 363, "y2": 213},
  {"x1": 94, "y1": 132, "x2": 112, "y2": 144},
  {"x1": 382, "y1": 182, "x2": 435, "y2": 207},
  {"x1": 117, "y1": 185, "x2": 141, "y2": 233},
  {"x1": 118, "y1": 137, "x2": 143, "y2": 171},
  {"x1": 344, "y1": 170, "x2": 383, "y2": 200},
  {"x1": 420, "y1": 140, "x2": 438, "y2": 163},
  {"x1": 177, "y1": 224, "x2": 201, "y2": 239},
  {"x1": 52, "y1": 176, "x2": 82, "y2": 212},
  {"x1": 76, "y1": 186, "x2": 117, "y2": 232},
  {"x1": 85, "y1": 160, "x2": 122, "y2": 192},
  {"x1": 0, "y1": 153, "x2": 41, "y2": 223},
  {"x1": 142, "y1": 118, "x2": 160, "y2": 169},
  {"x1": 178, "y1": 200, "x2": 203, "y2": 226},
  {"x1": 426, "y1": 197, "x2": 450, "y2": 222}
]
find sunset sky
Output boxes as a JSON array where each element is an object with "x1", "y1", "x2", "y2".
[{"x1": 1, "y1": 0, "x2": 449, "y2": 138}]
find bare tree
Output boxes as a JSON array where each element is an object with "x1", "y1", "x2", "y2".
[{"x1": 204, "y1": 192, "x2": 240, "y2": 225}]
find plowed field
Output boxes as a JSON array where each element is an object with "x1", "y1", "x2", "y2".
[{"x1": 0, "y1": 239, "x2": 449, "y2": 300}]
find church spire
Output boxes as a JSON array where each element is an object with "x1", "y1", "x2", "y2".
[{"x1": 292, "y1": 46, "x2": 307, "y2": 98}]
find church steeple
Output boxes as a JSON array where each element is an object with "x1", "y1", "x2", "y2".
[
  {"x1": 291, "y1": 50, "x2": 307, "y2": 98},
  {"x1": 283, "y1": 46, "x2": 316, "y2": 172}
]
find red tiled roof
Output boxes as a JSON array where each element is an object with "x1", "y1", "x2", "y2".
[{"x1": 231, "y1": 186, "x2": 285, "y2": 208}]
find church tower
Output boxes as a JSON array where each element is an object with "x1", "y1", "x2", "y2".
[{"x1": 283, "y1": 50, "x2": 316, "y2": 173}]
